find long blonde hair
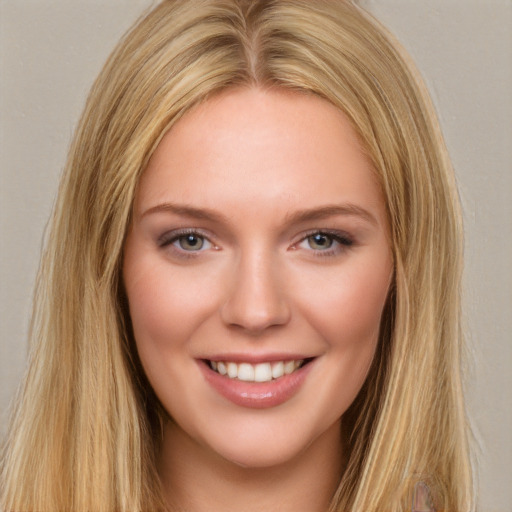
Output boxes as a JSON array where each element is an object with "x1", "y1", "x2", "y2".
[{"x1": 1, "y1": 1, "x2": 475, "y2": 510}]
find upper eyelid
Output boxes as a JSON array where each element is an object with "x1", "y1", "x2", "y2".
[
  {"x1": 141, "y1": 205, "x2": 374, "y2": 250},
  {"x1": 157, "y1": 228, "x2": 214, "y2": 246},
  {"x1": 301, "y1": 228, "x2": 352, "y2": 237},
  {"x1": 295, "y1": 228, "x2": 354, "y2": 244}
]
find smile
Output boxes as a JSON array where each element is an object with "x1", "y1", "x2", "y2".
[
  {"x1": 209, "y1": 360, "x2": 306, "y2": 382},
  {"x1": 200, "y1": 357, "x2": 316, "y2": 408}
]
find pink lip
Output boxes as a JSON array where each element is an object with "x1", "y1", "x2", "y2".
[{"x1": 198, "y1": 358, "x2": 315, "y2": 409}]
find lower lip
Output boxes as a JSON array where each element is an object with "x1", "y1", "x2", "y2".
[{"x1": 199, "y1": 360, "x2": 314, "y2": 409}]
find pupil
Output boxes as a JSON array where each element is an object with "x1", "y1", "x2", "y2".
[
  {"x1": 310, "y1": 233, "x2": 332, "y2": 249},
  {"x1": 181, "y1": 234, "x2": 203, "y2": 250}
]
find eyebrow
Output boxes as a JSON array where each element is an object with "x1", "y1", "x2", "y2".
[
  {"x1": 141, "y1": 202, "x2": 378, "y2": 227},
  {"x1": 141, "y1": 203, "x2": 228, "y2": 222},
  {"x1": 284, "y1": 204, "x2": 378, "y2": 227}
]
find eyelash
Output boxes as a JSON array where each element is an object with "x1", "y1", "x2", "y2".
[
  {"x1": 296, "y1": 229, "x2": 354, "y2": 257},
  {"x1": 157, "y1": 229, "x2": 354, "y2": 258},
  {"x1": 158, "y1": 229, "x2": 215, "y2": 258}
]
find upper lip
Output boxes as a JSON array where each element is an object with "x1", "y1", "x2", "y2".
[{"x1": 199, "y1": 353, "x2": 317, "y2": 364}]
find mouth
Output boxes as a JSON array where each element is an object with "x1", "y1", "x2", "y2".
[
  {"x1": 199, "y1": 356, "x2": 316, "y2": 409},
  {"x1": 206, "y1": 358, "x2": 313, "y2": 383}
]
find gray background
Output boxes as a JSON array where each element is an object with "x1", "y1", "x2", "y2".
[{"x1": 1, "y1": 1, "x2": 511, "y2": 511}]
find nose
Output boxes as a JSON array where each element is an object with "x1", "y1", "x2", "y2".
[{"x1": 220, "y1": 250, "x2": 291, "y2": 334}]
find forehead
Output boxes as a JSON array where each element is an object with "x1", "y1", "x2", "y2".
[{"x1": 135, "y1": 87, "x2": 387, "y2": 230}]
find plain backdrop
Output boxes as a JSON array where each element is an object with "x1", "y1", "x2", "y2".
[{"x1": 1, "y1": 1, "x2": 511, "y2": 511}]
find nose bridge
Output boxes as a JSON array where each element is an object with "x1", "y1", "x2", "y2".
[{"x1": 220, "y1": 242, "x2": 291, "y2": 333}]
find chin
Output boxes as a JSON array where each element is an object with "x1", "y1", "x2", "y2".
[
  {"x1": 197, "y1": 414, "x2": 341, "y2": 471},
  {"x1": 214, "y1": 438, "x2": 309, "y2": 470}
]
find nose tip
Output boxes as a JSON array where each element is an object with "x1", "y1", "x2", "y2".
[{"x1": 220, "y1": 258, "x2": 291, "y2": 334}]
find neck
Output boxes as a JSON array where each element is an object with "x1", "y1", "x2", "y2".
[{"x1": 158, "y1": 420, "x2": 346, "y2": 512}]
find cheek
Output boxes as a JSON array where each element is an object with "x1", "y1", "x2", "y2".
[
  {"x1": 296, "y1": 255, "x2": 392, "y2": 350},
  {"x1": 123, "y1": 251, "x2": 194, "y2": 381},
  {"x1": 123, "y1": 255, "x2": 212, "y2": 404},
  {"x1": 123, "y1": 242, "x2": 218, "y2": 347},
  {"x1": 299, "y1": 257, "x2": 392, "y2": 423},
  {"x1": 126, "y1": 268, "x2": 187, "y2": 349}
]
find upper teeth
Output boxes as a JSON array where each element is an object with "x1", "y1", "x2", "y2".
[{"x1": 210, "y1": 360, "x2": 304, "y2": 382}]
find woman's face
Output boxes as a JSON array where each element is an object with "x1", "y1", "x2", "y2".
[{"x1": 123, "y1": 88, "x2": 393, "y2": 468}]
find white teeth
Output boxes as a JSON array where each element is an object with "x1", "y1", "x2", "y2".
[
  {"x1": 237, "y1": 363, "x2": 255, "y2": 381},
  {"x1": 284, "y1": 361, "x2": 296, "y2": 375},
  {"x1": 254, "y1": 363, "x2": 272, "y2": 382},
  {"x1": 227, "y1": 362, "x2": 238, "y2": 378},
  {"x1": 271, "y1": 361, "x2": 284, "y2": 379},
  {"x1": 217, "y1": 362, "x2": 227, "y2": 376},
  {"x1": 210, "y1": 359, "x2": 305, "y2": 382}
]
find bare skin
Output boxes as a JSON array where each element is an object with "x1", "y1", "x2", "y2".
[
  {"x1": 159, "y1": 419, "x2": 345, "y2": 512},
  {"x1": 123, "y1": 87, "x2": 392, "y2": 511}
]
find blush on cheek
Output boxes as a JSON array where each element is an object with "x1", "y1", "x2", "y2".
[
  {"x1": 304, "y1": 271, "x2": 390, "y2": 351},
  {"x1": 124, "y1": 260, "x2": 200, "y2": 346},
  {"x1": 128, "y1": 291, "x2": 186, "y2": 354}
]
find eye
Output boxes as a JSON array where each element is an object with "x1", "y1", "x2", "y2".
[
  {"x1": 297, "y1": 230, "x2": 353, "y2": 254},
  {"x1": 175, "y1": 233, "x2": 209, "y2": 251},
  {"x1": 306, "y1": 233, "x2": 335, "y2": 250},
  {"x1": 158, "y1": 230, "x2": 214, "y2": 253}
]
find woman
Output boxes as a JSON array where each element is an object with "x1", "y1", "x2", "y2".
[{"x1": 0, "y1": 1, "x2": 475, "y2": 511}]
